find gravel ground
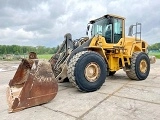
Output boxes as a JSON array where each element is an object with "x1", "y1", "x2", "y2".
[{"x1": 0, "y1": 60, "x2": 160, "y2": 120}]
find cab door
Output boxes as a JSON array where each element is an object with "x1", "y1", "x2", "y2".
[{"x1": 105, "y1": 18, "x2": 123, "y2": 44}]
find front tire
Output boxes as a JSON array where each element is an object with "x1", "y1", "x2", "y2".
[
  {"x1": 67, "y1": 51, "x2": 107, "y2": 92},
  {"x1": 126, "y1": 52, "x2": 150, "y2": 80}
]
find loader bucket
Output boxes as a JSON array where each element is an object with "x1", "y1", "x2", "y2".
[{"x1": 6, "y1": 59, "x2": 58, "y2": 113}]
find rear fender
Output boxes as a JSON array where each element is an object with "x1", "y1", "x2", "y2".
[{"x1": 130, "y1": 44, "x2": 141, "y2": 56}]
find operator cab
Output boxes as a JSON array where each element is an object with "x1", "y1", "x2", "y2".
[{"x1": 87, "y1": 14, "x2": 125, "y2": 44}]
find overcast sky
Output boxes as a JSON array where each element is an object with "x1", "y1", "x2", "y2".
[{"x1": 0, "y1": 0, "x2": 159, "y2": 47}]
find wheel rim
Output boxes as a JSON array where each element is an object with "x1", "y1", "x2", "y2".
[
  {"x1": 84, "y1": 62, "x2": 100, "y2": 82},
  {"x1": 139, "y1": 59, "x2": 147, "y2": 73}
]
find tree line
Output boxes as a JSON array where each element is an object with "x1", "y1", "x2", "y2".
[
  {"x1": 0, "y1": 42, "x2": 159, "y2": 55},
  {"x1": 0, "y1": 45, "x2": 59, "y2": 55},
  {"x1": 148, "y1": 43, "x2": 160, "y2": 51}
]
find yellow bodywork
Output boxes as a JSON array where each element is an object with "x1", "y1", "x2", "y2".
[
  {"x1": 88, "y1": 35, "x2": 148, "y2": 72},
  {"x1": 86, "y1": 14, "x2": 149, "y2": 72}
]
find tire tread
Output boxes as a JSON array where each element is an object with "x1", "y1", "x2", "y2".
[{"x1": 67, "y1": 51, "x2": 106, "y2": 92}]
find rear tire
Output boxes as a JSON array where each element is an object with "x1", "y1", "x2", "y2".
[
  {"x1": 67, "y1": 51, "x2": 107, "y2": 92},
  {"x1": 126, "y1": 52, "x2": 150, "y2": 80}
]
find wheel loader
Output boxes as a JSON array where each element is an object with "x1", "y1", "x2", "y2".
[{"x1": 6, "y1": 14, "x2": 156, "y2": 112}]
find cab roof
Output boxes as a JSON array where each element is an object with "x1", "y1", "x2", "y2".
[{"x1": 90, "y1": 14, "x2": 125, "y2": 23}]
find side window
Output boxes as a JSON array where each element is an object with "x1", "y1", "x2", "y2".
[
  {"x1": 95, "y1": 25, "x2": 102, "y2": 35},
  {"x1": 114, "y1": 19, "x2": 122, "y2": 43}
]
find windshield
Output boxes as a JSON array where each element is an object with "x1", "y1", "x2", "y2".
[
  {"x1": 90, "y1": 17, "x2": 123, "y2": 43},
  {"x1": 91, "y1": 18, "x2": 111, "y2": 38}
]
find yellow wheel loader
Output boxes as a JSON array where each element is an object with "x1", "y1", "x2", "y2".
[{"x1": 7, "y1": 14, "x2": 156, "y2": 112}]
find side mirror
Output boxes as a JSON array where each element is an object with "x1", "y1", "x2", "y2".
[
  {"x1": 86, "y1": 24, "x2": 90, "y2": 36},
  {"x1": 86, "y1": 31, "x2": 88, "y2": 35},
  {"x1": 128, "y1": 25, "x2": 134, "y2": 36},
  {"x1": 87, "y1": 24, "x2": 90, "y2": 30}
]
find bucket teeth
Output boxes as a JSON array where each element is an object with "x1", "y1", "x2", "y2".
[{"x1": 6, "y1": 59, "x2": 58, "y2": 113}]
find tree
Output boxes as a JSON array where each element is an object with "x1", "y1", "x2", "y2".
[
  {"x1": 148, "y1": 43, "x2": 160, "y2": 51},
  {"x1": 0, "y1": 45, "x2": 58, "y2": 55}
]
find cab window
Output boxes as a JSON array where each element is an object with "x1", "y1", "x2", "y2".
[{"x1": 113, "y1": 19, "x2": 122, "y2": 43}]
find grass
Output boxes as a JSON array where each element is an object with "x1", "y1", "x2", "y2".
[
  {"x1": 149, "y1": 52, "x2": 160, "y2": 59},
  {"x1": 0, "y1": 54, "x2": 54, "y2": 61},
  {"x1": 1, "y1": 52, "x2": 159, "y2": 61},
  {"x1": 37, "y1": 54, "x2": 53, "y2": 59},
  {"x1": 37, "y1": 52, "x2": 160, "y2": 60}
]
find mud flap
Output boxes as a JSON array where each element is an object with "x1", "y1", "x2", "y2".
[{"x1": 7, "y1": 59, "x2": 58, "y2": 113}]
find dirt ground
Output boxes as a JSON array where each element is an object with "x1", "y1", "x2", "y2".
[{"x1": 0, "y1": 60, "x2": 160, "y2": 120}]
